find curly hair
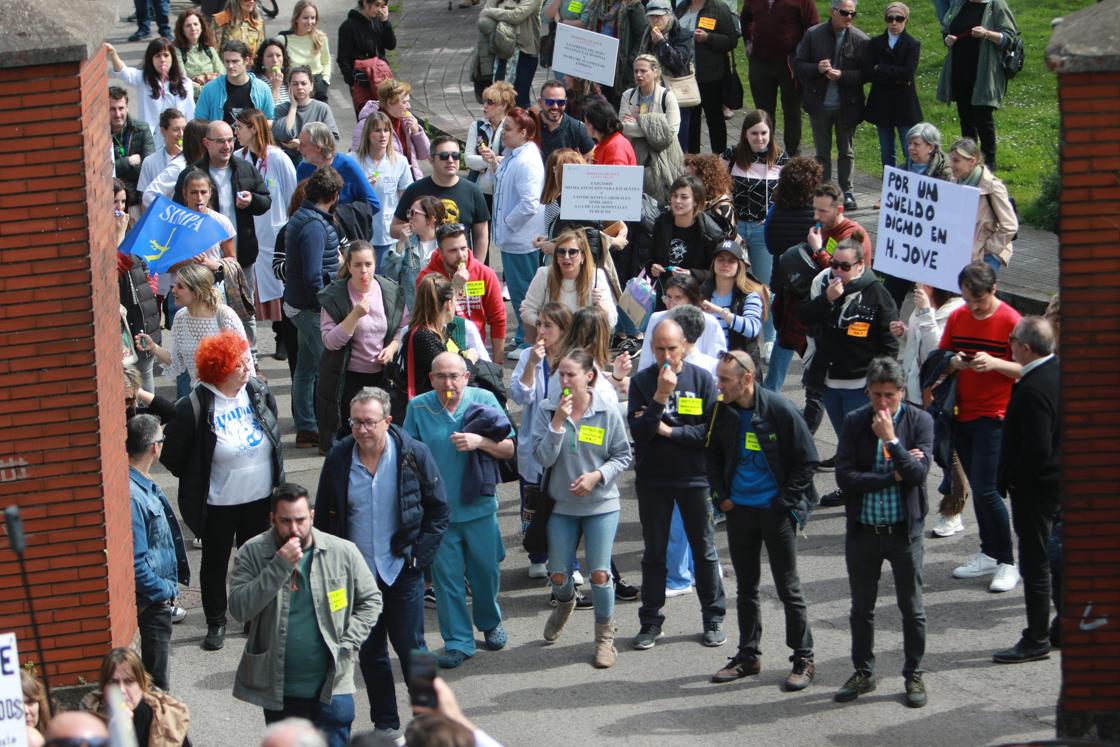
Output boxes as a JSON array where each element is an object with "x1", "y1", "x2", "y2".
[
  {"x1": 772, "y1": 156, "x2": 823, "y2": 210},
  {"x1": 195, "y1": 330, "x2": 250, "y2": 385},
  {"x1": 683, "y1": 153, "x2": 732, "y2": 204}
]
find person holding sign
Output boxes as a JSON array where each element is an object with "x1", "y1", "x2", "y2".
[
  {"x1": 948, "y1": 138, "x2": 1016, "y2": 272},
  {"x1": 705, "y1": 349, "x2": 818, "y2": 690},
  {"x1": 579, "y1": 0, "x2": 649, "y2": 101},
  {"x1": 532, "y1": 349, "x2": 633, "y2": 667},
  {"x1": 673, "y1": 0, "x2": 737, "y2": 154}
]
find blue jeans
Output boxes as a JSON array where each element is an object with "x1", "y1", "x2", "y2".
[
  {"x1": 358, "y1": 566, "x2": 425, "y2": 731},
  {"x1": 547, "y1": 510, "x2": 619, "y2": 624},
  {"x1": 763, "y1": 343, "x2": 795, "y2": 392},
  {"x1": 822, "y1": 386, "x2": 869, "y2": 437},
  {"x1": 954, "y1": 417, "x2": 1013, "y2": 565},
  {"x1": 264, "y1": 693, "x2": 354, "y2": 747},
  {"x1": 138, "y1": 602, "x2": 172, "y2": 692},
  {"x1": 134, "y1": 0, "x2": 170, "y2": 35},
  {"x1": 738, "y1": 220, "x2": 775, "y2": 344},
  {"x1": 290, "y1": 308, "x2": 323, "y2": 433},
  {"x1": 666, "y1": 505, "x2": 694, "y2": 590},
  {"x1": 984, "y1": 253, "x2": 1002, "y2": 274},
  {"x1": 501, "y1": 250, "x2": 540, "y2": 348},
  {"x1": 495, "y1": 52, "x2": 539, "y2": 109},
  {"x1": 876, "y1": 125, "x2": 910, "y2": 170}
]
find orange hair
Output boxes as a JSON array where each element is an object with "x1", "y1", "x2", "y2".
[{"x1": 195, "y1": 330, "x2": 250, "y2": 385}]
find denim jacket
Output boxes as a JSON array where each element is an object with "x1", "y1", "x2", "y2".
[{"x1": 129, "y1": 467, "x2": 190, "y2": 607}]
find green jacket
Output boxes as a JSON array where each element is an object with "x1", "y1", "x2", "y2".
[
  {"x1": 936, "y1": 0, "x2": 1018, "y2": 110},
  {"x1": 229, "y1": 527, "x2": 382, "y2": 710}
]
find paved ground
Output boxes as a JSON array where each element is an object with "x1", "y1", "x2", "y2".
[{"x1": 108, "y1": 3, "x2": 1061, "y2": 744}]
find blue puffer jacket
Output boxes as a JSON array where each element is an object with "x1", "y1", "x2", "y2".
[
  {"x1": 314, "y1": 426, "x2": 451, "y2": 569},
  {"x1": 283, "y1": 201, "x2": 340, "y2": 311}
]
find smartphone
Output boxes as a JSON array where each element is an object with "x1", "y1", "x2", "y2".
[
  {"x1": 958, "y1": 351, "x2": 976, "y2": 362},
  {"x1": 409, "y1": 649, "x2": 438, "y2": 708}
]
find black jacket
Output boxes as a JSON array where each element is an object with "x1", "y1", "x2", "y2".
[
  {"x1": 862, "y1": 30, "x2": 922, "y2": 127},
  {"x1": 836, "y1": 403, "x2": 933, "y2": 541},
  {"x1": 114, "y1": 115, "x2": 156, "y2": 202},
  {"x1": 171, "y1": 154, "x2": 272, "y2": 268},
  {"x1": 675, "y1": 0, "x2": 738, "y2": 83},
  {"x1": 998, "y1": 356, "x2": 1060, "y2": 495},
  {"x1": 639, "y1": 21, "x2": 693, "y2": 78},
  {"x1": 314, "y1": 427, "x2": 450, "y2": 570},
  {"x1": 119, "y1": 256, "x2": 162, "y2": 344},
  {"x1": 798, "y1": 271, "x2": 899, "y2": 382},
  {"x1": 160, "y1": 378, "x2": 284, "y2": 536},
  {"x1": 628, "y1": 361, "x2": 716, "y2": 489},
  {"x1": 793, "y1": 21, "x2": 869, "y2": 124},
  {"x1": 337, "y1": 9, "x2": 397, "y2": 86},
  {"x1": 705, "y1": 386, "x2": 819, "y2": 527},
  {"x1": 648, "y1": 210, "x2": 725, "y2": 305}
]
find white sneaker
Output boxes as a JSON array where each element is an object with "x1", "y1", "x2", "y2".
[
  {"x1": 665, "y1": 586, "x2": 693, "y2": 598},
  {"x1": 572, "y1": 570, "x2": 585, "y2": 587},
  {"x1": 952, "y1": 552, "x2": 998, "y2": 579},
  {"x1": 528, "y1": 562, "x2": 548, "y2": 579},
  {"x1": 989, "y1": 563, "x2": 1021, "y2": 592},
  {"x1": 931, "y1": 514, "x2": 965, "y2": 538},
  {"x1": 170, "y1": 605, "x2": 187, "y2": 624}
]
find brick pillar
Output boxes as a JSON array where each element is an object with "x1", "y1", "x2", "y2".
[
  {"x1": 1047, "y1": 2, "x2": 1120, "y2": 741},
  {"x1": 0, "y1": 5, "x2": 136, "y2": 686}
]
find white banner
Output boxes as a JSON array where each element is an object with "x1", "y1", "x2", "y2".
[
  {"x1": 874, "y1": 166, "x2": 980, "y2": 291},
  {"x1": 552, "y1": 24, "x2": 619, "y2": 88},
  {"x1": 0, "y1": 633, "x2": 28, "y2": 747},
  {"x1": 560, "y1": 164, "x2": 644, "y2": 222}
]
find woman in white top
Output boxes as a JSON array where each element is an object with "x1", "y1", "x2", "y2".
[
  {"x1": 137, "y1": 108, "x2": 186, "y2": 195},
  {"x1": 142, "y1": 119, "x2": 209, "y2": 208},
  {"x1": 521, "y1": 229, "x2": 617, "y2": 344},
  {"x1": 637, "y1": 273, "x2": 726, "y2": 372},
  {"x1": 281, "y1": 0, "x2": 332, "y2": 100},
  {"x1": 464, "y1": 81, "x2": 515, "y2": 205},
  {"x1": 105, "y1": 39, "x2": 195, "y2": 137},
  {"x1": 354, "y1": 111, "x2": 414, "y2": 266}
]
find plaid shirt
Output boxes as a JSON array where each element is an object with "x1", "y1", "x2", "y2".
[{"x1": 859, "y1": 404, "x2": 906, "y2": 526}]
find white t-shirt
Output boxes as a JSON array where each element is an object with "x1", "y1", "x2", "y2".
[
  {"x1": 204, "y1": 384, "x2": 273, "y2": 506},
  {"x1": 357, "y1": 152, "x2": 414, "y2": 247}
]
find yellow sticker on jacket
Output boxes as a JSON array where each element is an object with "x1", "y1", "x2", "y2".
[
  {"x1": 677, "y1": 396, "x2": 703, "y2": 415},
  {"x1": 578, "y1": 425, "x2": 605, "y2": 446},
  {"x1": 328, "y1": 587, "x2": 348, "y2": 613},
  {"x1": 824, "y1": 237, "x2": 838, "y2": 255},
  {"x1": 698, "y1": 16, "x2": 717, "y2": 30},
  {"x1": 847, "y1": 321, "x2": 870, "y2": 338},
  {"x1": 465, "y1": 280, "x2": 485, "y2": 297},
  {"x1": 567, "y1": 0, "x2": 583, "y2": 13},
  {"x1": 744, "y1": 432, "x2": 761, "y2": 451}
]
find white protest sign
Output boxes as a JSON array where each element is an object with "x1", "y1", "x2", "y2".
[
  {"x1": 552, "y1": 24, "x2": 619, "y2": 88},
  {"x1": 560, "y1": 164, "x2": 644, "y2": 222},
  {"x1": 0, "y1": 633, "x2": 28, "y2": 747},
  {"x1": 874, "y1": 166, "x2": 980, "y2": 291}
]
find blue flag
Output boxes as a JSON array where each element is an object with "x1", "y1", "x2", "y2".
[{"x1": 120, "y1": 194, "x2": 229, "y2": 274}]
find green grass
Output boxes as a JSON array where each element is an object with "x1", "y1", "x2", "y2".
[{"x1": 732, "y1": 0, "x2": 1094, "y2": 229}]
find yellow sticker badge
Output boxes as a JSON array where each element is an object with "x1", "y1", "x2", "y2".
[
  {"x1": 677, "y1": 397, "x2": 703, "y2": 416},
  {"x1": 465, "y1": 280, "x2": 486, "y2": 297},
  {"x1": 328, "y1": 587, "x2": 348, "y2": 613},
  {"x1": 744, "y1": 432, "x2": 761, "y2": 451},
  {"x1": 847, "y1": 321, "x2": 870, "y2": 338},
  {"x1": 697, "y1": 16, "x2": 717, "y2": 30},
  {"x1": 567, "y1": 0, "x2": 583, "y2": 12},
  {"x1": 824, "y1": 237, "x2": 838, "y2": 256},
  {"x1": 578, "y1": 425, "x2": 605, "y2": 446}
]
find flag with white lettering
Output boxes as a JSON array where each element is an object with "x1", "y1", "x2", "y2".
[{"x1": 120, "y1": 194, "x2": 228, "y2": 274}]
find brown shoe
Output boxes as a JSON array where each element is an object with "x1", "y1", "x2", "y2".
[
  {"x1": 593, "y1": 620, "x2": 616, "y2": 668},
  {"x1": 711, "y1": 652, "x2": 760, "y2": 683},
  {"x1": 296, "y1": 431, "x2": 319, "y2": 448},
  {"x1": 784, "y1": 656, "x2": 815, "y2": 691}
]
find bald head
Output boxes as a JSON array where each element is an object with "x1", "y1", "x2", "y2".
[
  {"x1": 651, "y1": 317, "x2": 685, "y2": 370},
  {"x1": 204, "y1": 121, "x2": 235, "y2": 166},
  {"x1": 1010, "y1": 315, "x2": 1055, "y2": 365},
  {"x1": 260, "y1": 718, "x2": 326, "y2": 747},
  {"x1": 45, "y1": 711, "x2": 109, "y2": 741},
  {"x1": 430, "y1": 351, "x2": 469, "y2": 404}
]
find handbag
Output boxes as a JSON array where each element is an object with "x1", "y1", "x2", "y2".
[
  {"x1": 382, "y1": 328, "x2": 416, "y2": 422},
  {"x1": 618, "y1": 270, "x2": 656, "y2": 330},
  {"x1": 663, "y1": 66, "x2": 701, "y2": 108},
  {"x1": 723, "y1": 53, "x2": 744, "y2": 111},
  {"x1": 521, "y1": 468, "x2": 555, "y2": 555}
]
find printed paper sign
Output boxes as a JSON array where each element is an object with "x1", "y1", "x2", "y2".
[
  {"x1": 874, "y1": 166, "x2": 980, "y2": 291},
  {"x1": 465, "y1": 280, "x2": 485, "y2": 297},
  {"x1": 578, "y1": 425, "x2": 605, "y2": 446},
  {"x1": 677, "y1": 397, "x2": 703, "y2": 415},
  {"x1": 560, "y1": 164, "x2": 644, "y2": 222},
  {"x1": 0, "y1": 633, "x2": 28, "y2": 747},
  {"x1": 552, "y1": 24, "x2": 619, "y2": 88},
  {"x1": 328, "y1": 588, "x2": 348, "y2": 613}
]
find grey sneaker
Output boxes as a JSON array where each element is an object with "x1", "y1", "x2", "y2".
[
  {"x1": 701, "y1": 621, "x2": 727, "y2": 647},
  {"x1": 904, "y1": 673, "x2": 927, "y2": 708},
  {"x1": 632, "y1": 624, "x2": 662, "y2": 650}
]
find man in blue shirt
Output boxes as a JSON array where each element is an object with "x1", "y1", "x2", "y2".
[
  {"x1": 403, "y1": 353, "x2": 515, "y2": 669},
  {"x1": 835, "y1": 356, "x2": 933, "y2": 708},
  {"x1": 705, "y1": 350, "x2": 819, "y2": 692},
  {"x1": 127, "y1": 414, "x2": 189, "y2": 692},
  {"x1": 315, "y1": 387, "x2": 449, "y2": 742}
]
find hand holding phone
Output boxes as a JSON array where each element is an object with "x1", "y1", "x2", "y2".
[{"x1": 409, "y1": 650, "x2": 438, "y2": 709}]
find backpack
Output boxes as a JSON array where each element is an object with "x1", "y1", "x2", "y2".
[
  {"x1": 1001, "y1": 34, "x2": 1025, "y2": 80},
  {"x1": 350, "y1": 57, "x2": 394, "y2": 113}
]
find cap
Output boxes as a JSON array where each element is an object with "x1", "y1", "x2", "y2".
[
  {"x1": 646, "y1": 0, "x2": 672, "y2": 16},
  {"x1": 713, "y1": 239, "x2": 750, "y2": 268}
]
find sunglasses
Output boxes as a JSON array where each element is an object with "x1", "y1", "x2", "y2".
[
  {"x1": 835, "y1": 8, "x2": 856, "y2": 17},
  {"x1": 555, "y1": 247, "x2": 581, "y2": 258},
  {"x1": 435, "y1": 222, "x2": 467, "y2": 239},
  {"x1": 408, "y1": 208, "x2": 429, "y2": 218},
  {"x1": 886, "y1": 14, "x2": 906, "y2": 22},
  {"x1": 483, "y1": 98, "x2": 500, "y2": 106},
  {"x1": 829, "y1": 259, "x2": 860, "y2": 271},
  {"x1": 543, "y1": 98, "x2": 567, "y2": 108},
  {"x1": 719, "y1": 351, "x2": 751, "y2": 374},
  {"x1": 433, "y1": 151, "x2": 461, "y2": 161}
]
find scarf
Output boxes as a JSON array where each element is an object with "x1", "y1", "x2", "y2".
[{"x1": 960, "y1": 164, "x2": 983, "y2": 187}]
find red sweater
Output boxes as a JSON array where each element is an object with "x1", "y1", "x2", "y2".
[
  {"x1": 814, "y1": 217, "x2": 875, "y2": 268},
  {"x1": 416, "y1": 252, "x2": 507, "y2": 347},
  {"x1": 939, "y1": 301, "x2": 1021, "y2": 421},
  {"x1": 741, "y1": 0, "x2": 819, "y2": 63},
  {"x1": 592, "y1": 132, "x2": 637, "y2": 166}
]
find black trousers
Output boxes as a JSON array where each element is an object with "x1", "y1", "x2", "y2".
[
  {"x1": 725, "y1": 504, "x2": 813, "y2": 658},
  {"x1": 138, "y1": 602, "x2": 173, "y2": 691},
  {"x1": 201, "y1": 497, "x2": 272, "y2": 627},
  {"x1": 954, "y1": 78, "x2": 997, "y2": 168},
  {"x1": 1009, "y1": 486, "x2": 1061, "y2": 647},
  {"x1": 748, "y1": 57, "x2": 803, "y2": 156},
  {"x1": 688, "y1": 79, "x2": 728, "y2": 154}
]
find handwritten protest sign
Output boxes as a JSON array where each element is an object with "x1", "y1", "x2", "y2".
[
  {"x1": 0, "y1": 633, "x2": 27, "y2": 747},
  {"x1": 552, "y1": 24, "x2": 619, "y2": 88},
  {"x1": 874, "y1": 166, "x2": 979, "y2": 291},
  {"x1": 560, "y1": 164, "x2": 644, "y2": 222}
]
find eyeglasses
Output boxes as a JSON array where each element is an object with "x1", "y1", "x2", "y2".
[
  {"x1": 431, "y1": 372, "x2": 465, "y2": 381},
  {"x1": 829, "y1": 259, "x2": 860, "y2": 271},
  {"x1": 435, "y1": 222, "x2": 467, "y2": 239},
  {"x1": 719, "y1": 350, "x2": 752, "y2": 374},
  {"x1": 206, "y1": 137, "x2": 236, "y2": 145},
  {"x1": 835, "y1": 8, "x2": 856, "y2": 17},
  {"x1": 542, "y1": 98, "x2": 567, "y2": 108},
  {"x1": 554, "y1": 248, "x2": 581, "y2": 258},
  {"x1": 348, "y1": 417, "x2": 385, "y2": 430},
  {"x1": 432, "y1": 151, "x2": 461, "y2": 161},
  {"x1": 483, "y1": 99, "x2": 500, "y2": 106},
  {"x1": 408, "y1": 208, "x2": 429, "y2": 218},
  {"x1": 886, "y1": 14, "x2": 906, "y2": 22}
]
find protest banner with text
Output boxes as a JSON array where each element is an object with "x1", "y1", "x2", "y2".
[
  {"x1": 552, "y1": 24, "x2": 619, "y2": 88},
  {"x1": 560, "y1": 164, "x2": 644, "y2": 222},
  {"x1": 0, "y1": 633, "x2": 27, "y2": 747}
]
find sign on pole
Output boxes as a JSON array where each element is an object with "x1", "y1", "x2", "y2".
[
  {"x1": 552, "y1": 24, "x2": 619, "y2": 88},
  {"x1": 0, "y1": 633, "x2": 28, "y2": 747},
  {"x1": 560, "y1": 164, "x2": 645, "y2": 222},
  {"x1": 874, "y1": 166, "x2": 980, "y2": 291}
]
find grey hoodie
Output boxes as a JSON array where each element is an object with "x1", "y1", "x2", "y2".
[{"x1": 531, "y1": 389, "x2": 632, "y2": 517}]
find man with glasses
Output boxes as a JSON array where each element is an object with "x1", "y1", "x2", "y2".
[
  {"x1": 315, "y1": 387, "x2": 449, "y2": 742},
  {"x1": 537, "y1": 80, "x2": 595, "y2": 161},
  {"x1": 403, "y1": 353, "x2": 515, "y2": 669},
  {"x1": 127, "y1": 414, "x2": 189, "y2": 693},
  {"x1": 391, "y1": 136, "x2": 491, "y2": 260},
  {"x1": 793, "y1": 0, "x2": 869, "y2": 212}
]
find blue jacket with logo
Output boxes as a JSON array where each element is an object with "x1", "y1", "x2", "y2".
[{"x1": 129, "y1": 467, "x2": 190, "y2": 607}]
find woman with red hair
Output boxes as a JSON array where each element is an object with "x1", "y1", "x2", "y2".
[{"x1": 160, "y1": 330, "x2": 284, "y2": 654}]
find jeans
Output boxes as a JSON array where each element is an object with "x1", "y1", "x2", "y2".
[
  {"x1": 688, "y1": 79, "x2": 728, "y2": 154},
  {"x1": 636, "y1": 485, "x2": 725, "y2": 627},
  {"x1": 724, "y1": 505, "x2": 813, "y2": 657},
  {"x1": 264, "y1": 693, "x2": 354, "y2": 747},
  {"x1": 201, "y1": 497, "x2": 271, "y2": 627},
  {"x1": 876, "y1": 124, "x2": 911, "y2": 170},
  {"x1": 1009, "y1": 486, "x2": 1061, "y2": 647},
  {"x1": 954, "y1": 417, "x2": 1013, "y2": 565},
  {"x1": 809, "y1": 111, "x2": 856, "y2": 193},
  {"x1": 373, "y1": 244, "x2": 392, "y2": 275},
  {"x1": 954, "y1": 78, "x2": 997, "y2": 168},
  {"x1": 291, "y1": 308, "x2": 323, "y2": 433},
  {"x1": 677, "y1": 107, "x2": 695, "y2": 153},
  {"x1": 803, "y1": 385, "x2": 825, "y2": 435},
  {"x1": 748, "y1": 57, "x2": 803, "y2": 155},
  {"x1": 738, "y1": 220, "x2": 774, "y2": 343},
  {"x1": 495, "y1": 53, "x2": 539, "y2": 109},
  {"x1": 822, "y1": 386, "x2": 868, "y2": 437},
  {"x1": 983, "y1": 253, "x2": 1002, "y2": 274},
  {"x1": 358, "y1": 566, "x2": 425, "y2": 731},
  {"x1": 763, "y1": 344, "x2": 795, "y2": 392},
  {"x1": 845, "y1": 524, "x2": 926, "y2": 677},
  {"x1": 666, "y1": 505, "x2": 694, "y2": 590},
  {"x1": 138, "y1": 602, "x2": 173, "y2": 691},
  {"x1": 134, "y1": 0, "x2": 170, "y2": 35},
  {"x1": 501, "y1": 250, "x2": 540, "y2": 348},
  {"x1": 547, "y1": 510, "x2": 619, "y2": 624}
]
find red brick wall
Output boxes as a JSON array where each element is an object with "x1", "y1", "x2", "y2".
[
  {"x1": 1056, "y1": 70, "x2": 1120, "y2": 739},
  {"x1": 0, "y1": 51, "x2": 136, "y2": 684}
]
